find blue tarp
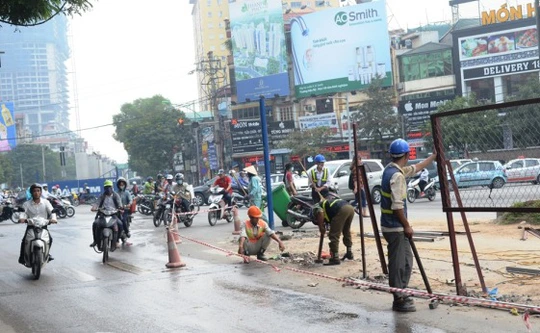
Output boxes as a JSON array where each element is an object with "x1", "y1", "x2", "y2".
[{"x1": 42, "y1": 178, "x2": 116, "y2": 195}]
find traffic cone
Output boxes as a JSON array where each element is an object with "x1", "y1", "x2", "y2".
[
  {"x1": 232, "y1": 206, "x2": 241, "y2": 235},
  {"x1": 171, "y1": 214, "x2": 181, "y2": 244},
  {"x1": 165, "y1": 227, "x2": 186, "y2": 268}
]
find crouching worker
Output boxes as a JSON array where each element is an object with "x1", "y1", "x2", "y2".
[
  {"x1": 238, "y1": 206, "x2": 285, "y2": 262},
  {"x1": 313, "y1": 189, "x2": 355, "y2": 265}
]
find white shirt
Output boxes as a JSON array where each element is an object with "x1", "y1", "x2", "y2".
[
  {"x1": 308, "y1": 167, "x2": 333, "y2": 188},
  {"x1": 62, "y1": 188, "x2": 71, "y2": 196},
  {"x1": 419, "y1": 169, "x2": 429, "y2": 182},
  {"x1": 41, "y1": 190, "x2": 51, "y2": 199},
  {"x1": 22, "y1": 199, "x2": 54, "y2": 219}
]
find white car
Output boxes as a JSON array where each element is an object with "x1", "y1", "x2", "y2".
[
  {"x1": 299, "y1": 159, "x2": 384, "y2": 204},
  {"x1": 504, "y1": 158, "x2": 540, "y2": 184}
]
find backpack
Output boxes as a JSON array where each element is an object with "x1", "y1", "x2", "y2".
[{"x1": 348, "y1": 172, "x2": 354, "y2": 190}]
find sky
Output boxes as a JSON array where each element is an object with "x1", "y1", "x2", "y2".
[{"x1": 68, "y1": 0, "x2": 528, "y2": 163}]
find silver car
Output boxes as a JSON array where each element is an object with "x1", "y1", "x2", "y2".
[{"x1": 299, "y1": 159, "x2": 384, "y2": 204}]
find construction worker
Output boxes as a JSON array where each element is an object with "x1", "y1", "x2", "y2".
[
  {"x1": 313, "y1": 188, "x2": 355, "y2": 265},
  {"x1": 381, "y1": 138, "x2": 437, "y2": 312},
  {"x1": 238, "y1": 206, "x2": 285, "y2": 262},
  {"x1": 309, "y1": 154, "x2": 332, "y2": 204}
]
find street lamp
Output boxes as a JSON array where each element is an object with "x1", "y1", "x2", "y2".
[{"x1": 328, "y1": 94, "x2": 352, "y2": 159}]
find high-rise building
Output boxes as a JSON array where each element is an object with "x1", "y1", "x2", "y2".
[{"x1": 0, "y1": 15, "x2": 70, "y2": 147}]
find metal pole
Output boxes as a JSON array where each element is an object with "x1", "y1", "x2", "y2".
[
  {"x1": 259, "y1": 97, "x2": 274, "y2": 230},
  {"x1": 194, "y1": 127, "x2": 201, "y2": 186},
  {"x1": 41, "y1": 145, "x2": 46, "y2": 182},
  {"x1": 536, "y1": 0, "x2": 540, "y2": 79},
  {"x1": 345, "y1": 95, "x2": 352, "y2": 159},
  {"x1": 352, "y1": 135, "x2": 366, "y2": 278},
  {"x1": 20, "y1": 164, "x2": 23, "y2": 188}
]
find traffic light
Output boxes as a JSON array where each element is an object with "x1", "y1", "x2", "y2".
[{"x1": 177, "y1": 118, "x2": 185, "y2": 127}]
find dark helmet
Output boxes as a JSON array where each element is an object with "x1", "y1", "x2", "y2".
[
  {"x1": 175, "y1": 173, "x2": 184, "y2": 182},
  {"x1": 157, "y1": 174, "x2": 163, "y2": 180},
  {"x1": 30, "y1": 183, "x2": 42, "y2": 192},
  {"x1": 147, "y1": 176, "x2": 153, "y2": 182}
]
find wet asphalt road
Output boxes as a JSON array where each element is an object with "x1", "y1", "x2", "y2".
[{"x1": 0, "y1": 204, "x2": 525, "y2": 333}]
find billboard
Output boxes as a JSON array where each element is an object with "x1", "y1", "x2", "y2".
[
  {"x1": 398, "y1": 95, "x2": 455, "y2": 130},
  {"x1": 290, "y1": 0, "x2": 392, "y2": 98},
  {"x1": 453, "y1": 18, "x2": 539, "y2": 95},
  {"x1": 229, "y1": 0, "x2": 290, "y2": 102},
  {"x1": 0, "y1": 102, "x2": 17, "y2": 152},
  {"x1": 298, "y1": 113, "x2": 341, "y2": 138}
]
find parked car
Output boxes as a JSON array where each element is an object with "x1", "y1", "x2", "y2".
[
  {"x1": 435, "y1": 160, "x2": 507, "y2": 190},
  {"x1": 503, "y1": 158, "x2": 540, "y2": 184},
  {"x1": 299, "y1": 159, "x2": 384, "y2": 204},
  {"x1": 193, "y1": 176, "x2": 218, "y2": 206}
]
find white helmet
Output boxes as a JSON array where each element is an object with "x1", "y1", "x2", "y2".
[{"x1": 166, "y1": 174, "x2": 174, "y2": 180}]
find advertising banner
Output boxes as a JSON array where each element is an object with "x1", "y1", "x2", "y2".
[
  {"x1": 298, "y1": 113, "x2": 340, "y2": 138},
  {"x1": 229, "y1": 0, "x2": 290, "y2": 102},
  {"x1": 268, "y1": 120, "x2": 295, "y2": 146},
  {"x1": 208, "y1": 143, "x2": 219, "y2": 170},
  {"x1": 0, "y1": 102, "x2": 17, "y2": 152},
  {"x1": 290, "y1": 0, "x2": 392, "y2": 98},
  {"x1": 454, "y1": 18, "x2": 539, "y2": 93},
  {"x1": 398, "y1": 95, "x2": 455, "y2": 130}
]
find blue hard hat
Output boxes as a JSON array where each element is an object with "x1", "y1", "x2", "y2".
[
  {"x1": 389, "y1": 139, "x2": 410, "y2": 156},
  {"x1": 314, "y1": 154, "x2": 326, "y2": 163}
]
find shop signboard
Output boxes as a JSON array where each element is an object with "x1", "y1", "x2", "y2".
[
  {"x1": 290, "y1": 0, "x2": 392, "y2": 98},
  {"x1": 398, "y1": 95, "x2": 455, "y2": 130},
  {"x1": 230, "y1": 120, "x2": 264, "y2": 154},
  {"x1": 453, "y1": 18, "x2": 539, "y2": 96},
  {"x1": 229, "y1": 0, "x2": 290, "y2": 102},
  {"x1": 298, "y1": 113, "x2": 341, "y2": 138},
  {"x1": 268, "y1": 120, "x2": 295, "y2": 146}
]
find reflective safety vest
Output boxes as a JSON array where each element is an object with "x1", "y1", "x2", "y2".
[
  {"x1": 380, "y1": 165, "x2": 407, "y2": 229},
  {"x1": 245, "y1": 219, "x2": 267, "y2": 243},
  {"x1": 321, "y1": 197, "x2": 347, "y2": 223},
  {"x1": 311, "y1": 168, "x2": 328, "y2": 186}
]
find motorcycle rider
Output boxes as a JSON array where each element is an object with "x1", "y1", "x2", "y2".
[
  {"x1": 143, "y1": 177, "x2": 154, "y2": 194},
  {"x1": 309, "y1": 154, "x2": 332, "y2": 204},
  {"x1": 41, "y1": 184, "x2": 51, "y2": 199},
  {"x1": 61, "y1": 185, "x2": 71, "y2": 197},
  {"x1": 172, "y1": 173, "x2": 191, "y2": 213},
  {"x1": 418, "y1": 168, "x2": 429, "y2": 196},
  {"x1": 163, "y1": 174, "x2": 174, "y2": 194},
  {"x1": 213, "y1": 169, "x2": 232, "y2": 207},
  {"x1": 51, "y1": 185, "x2": 61, "y2": 197},
  {"x1": 131, "y1": 181, "x2": 140, "y2": 196},
  {"x1": 116, "y1": 177, "x2": 133, "y2": 241},
  {"x1": 154, "y1": 174, "x2": 164, "y2": 193},
  {"x1": 89, "y1": 180, "x2": 124, "y2": 247},
  {"x1": 18, "y1": 183, "x2": 57, "y2": 264}
]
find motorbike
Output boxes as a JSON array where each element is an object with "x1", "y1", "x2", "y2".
[
  {"x1": 407, "y1": 178, "x2": 436, "y2": 203},
  {"x1": 91, "y1": 208, "x2": 121, "y2": 264},
  {"x1": 47, "y1": 196, "x2": 70, "y2": 219},
  {"x1": 153, "y1": 193, "x2": 173, "y2": 228},
  {"x1": 58, "y1": 196, "x2": 75, "y2": 218},
  {"x1": 73, "y1": 193, "x2": 98, "y2": 206},
  {"x1": 207, "y1": 186, "x2": 235, "y2": 226},
  {"x1": 285, "y1": 191, "x2": 340, "y2": 229},
  {"x1": 171, "y1": 192, "x2": 199, "y2": 228},
  {"x1": 21, "y1": 212, "x2": 57, "y2": 279},
  {"x1": 137, "y1": 194, "x2": 156, "y2": 216},
  {"x1": 0, "y1": 196, "x2": 19, "y2": 223}
]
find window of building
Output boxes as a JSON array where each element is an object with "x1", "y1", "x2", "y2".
[
  {"x1": 403, "y1": 89, "x2": 455, "y2": 100},
  {"x1": 399, "y1": 49, "x2": 453, "y2": 82},
  {"x1": 465, "y1": 78, "x2": 495, "y2": 102},
  {"x1": 218, "y1": 11, "x2": 223, "y2": 18},
  {"x1": 207, "y1": 11, "x2": 212, "y2": 18},
  {"x1": 502, "y1": 72, "x2": 537, "y2": 99},
  {"x1": 207, "y1": 0, "x2": 211, "y2": 6},
  {"x1": 280, "y1": 106, "x2": 294, "y2": 121},
  {"x1": 234, "y1": 106, "x2": 259, "y2": 119},
  {"x1": 210, "y1": 45, "x2": 216, "y2": 51},
  {"x1": 291, "y1": 2, "x2": 302, "y2": 8},
  {"x1": 208, "y1": 22, "x2": 214, "y2": 29}
]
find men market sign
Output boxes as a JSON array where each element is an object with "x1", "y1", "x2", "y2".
[
  {"x1": 482, "y1": 3, "x2": 536, "y2": 25},
  {"x1": 398, "y1": 95, "x2": 454, "y2": 129},
  {"x1": 463, "y1": 59, "x2": 540, "y2": 80}
]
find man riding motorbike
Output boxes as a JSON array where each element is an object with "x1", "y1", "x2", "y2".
[
  {"x1": 143, "y1": 177, "x2": 154, "y2": 194},
  {"x1": 213, "y1": 169, "x2": 232, "y2": 207},
  {"x1": 163, "y1": 174, "x2": 174, "y2": 194},
  {"x1": 116, "y1": 177, "x2": 133, "y2": 240},
  {"x1": 172, "y1": 173, "x2": 191, "y2": 213},
  {"x1": 18, "y1": 183, "x2": 57, "y2": 264},
  {"x1": 154, "y1": 174, "x2": 164, "y2": 193},
  {"x1": 89, "y1": 180, "x2": 124, "y2": 247}
]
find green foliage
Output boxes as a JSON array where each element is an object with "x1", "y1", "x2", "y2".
[
  {"x1": 505, "y1": 77, "x2": 540, "y2": 148},
  {"x1": 277, "y1": 127, "x2": 336, "y2": 161},
  {"x1": 499, "y1": 200, "x2": 540, "y2": 225},
  {"x1": 351, "y1": 78, "x2": 399, "y2": 149},
  {"x1": 0, "y1": 153, "x2": 13, "y2": 184},
  {"x1": 113, "y1": 95, "x2": 192, "y2": 177},
  {"x1": 424, "y1": 94, "x2": 503, "y2": 153},
  {"x1": 7, "y1": 144, "x2": 63, "y2": 186},
  {"x1": 0, "y1": 0, "x2": 93, "y2": 26}
]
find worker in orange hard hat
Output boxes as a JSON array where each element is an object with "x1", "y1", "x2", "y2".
[{"x1": 238, "y1": 206, "x2": 285, "y2": 262}]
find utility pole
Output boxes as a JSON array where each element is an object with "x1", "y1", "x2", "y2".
[{"x1": 41, "y1": 145, "x2": 46, "y2": 182}]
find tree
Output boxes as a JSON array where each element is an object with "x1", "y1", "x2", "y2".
[
  {"x1": 113, "y1": 95, "x2": 192, "y2": 177},
  {"x1": 350, "y1": 78, "x2": 400, "y2": 153},
  {"x1": 504, "y1": 77, "x2": 540, "y2": 148},
  {"x1": 277, "y1": 127, "x2": 336, "y2": 166},
  {"x1": 0, "y1": 153, "x2": 13, "y2": 185},
  {"x1": 7, "y1": 144, "x2": 63, "y2": 186},
  {"x1": 0, "y1": 0, "x2": 93, "y2": 26},
  {"x1": 425, "y1": 94, "x2": 503, "y2": 156}
]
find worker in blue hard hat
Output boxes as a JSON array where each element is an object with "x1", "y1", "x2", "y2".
[
  {"x1": 309, "y1": 154, "x2": 332, "y2": 204},
  {"x1": 381, "y1": 139, "x2": 437, "y2": 313}
]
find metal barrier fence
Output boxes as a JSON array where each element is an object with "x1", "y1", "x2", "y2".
[{"x1": 431, "y1": 97, "x2": 540, "y2": 213}]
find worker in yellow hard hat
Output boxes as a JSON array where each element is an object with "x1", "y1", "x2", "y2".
[{"x1": 238, "y1": 206, "x2": 285, "y2": 262}]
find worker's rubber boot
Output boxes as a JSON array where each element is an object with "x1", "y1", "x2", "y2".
[
  {"x1": 324, "y1": 252, "x2": 341, "y2": 265},
  {"x1": 392, "y1": 297, "x2": 416, "y2": 312},
  {"x1": 256, "y1": 248, "x2": 268, "y2": 261},
  {"x1": 341, "y1": 247, "x2": 354, "y2": 261}
]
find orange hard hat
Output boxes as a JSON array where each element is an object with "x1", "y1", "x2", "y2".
[{"x1": 247, "y1": 206, "x2": 262, "y2": 218}]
